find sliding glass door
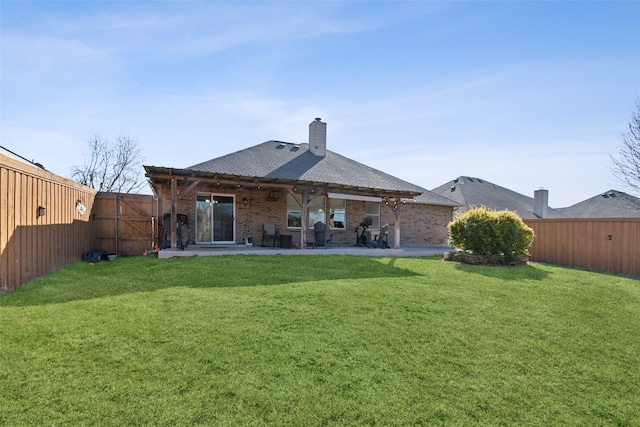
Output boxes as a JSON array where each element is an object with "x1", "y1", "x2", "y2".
[{"x1": 196, "y1": 194, "x2": 235, "y2": 243}]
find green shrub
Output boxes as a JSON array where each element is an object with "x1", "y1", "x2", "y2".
[{"x1": 448, "y1": 207, "x2": 534, "y2": 262}]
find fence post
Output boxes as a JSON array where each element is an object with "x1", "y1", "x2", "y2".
[{"x1": 114, "y1": 193, "x2": 119, "y2": 256}]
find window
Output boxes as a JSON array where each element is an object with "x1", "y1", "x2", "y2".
[
  {"x1": 287, "y1": 195, "x2": 345, "y2": 229},
  {"x1": 329, "y1": 199, "x2": 345, "y2": 229},
  {"x1": 287, "y1": 195, "x2": 302, "y2": 228},
  {"x1": 308, "y1": 197, "x2": 325, "y2": 227},
  {"x1": 287, "y1": 195, "x2": 325, "y2": 228},
  {"x1": 364, "y1": 201, "x2": 380, "y2": 230}
]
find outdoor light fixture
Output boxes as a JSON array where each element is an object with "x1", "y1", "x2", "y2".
[
  {"x1": 243, "y1": 198, "x2": 248, "y2": 205},
  {"x1": 37, "y1": 206, "x2": 46, "y2": 217}
]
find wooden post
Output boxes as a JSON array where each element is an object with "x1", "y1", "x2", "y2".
[
  {"x1": 287, "y1": 189, "x2": 303, "y2": 249},
  {"x1": 394, "y1": 197, "x2": 401, "y2": 249},
  {"x1": 170, "y1": 178, "x2": 177, "y2": 250},
  {"x1": 301, "y1": 190, "x2": 309, "y2": 248}
]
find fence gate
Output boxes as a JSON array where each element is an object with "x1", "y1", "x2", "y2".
[{"x1": 94, "y1": 192, "x2": 154, "y2": 256}]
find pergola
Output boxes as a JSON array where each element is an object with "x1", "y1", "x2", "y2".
[{"x1": 145, "y1": 165, "x2": 422, "y2": 250}]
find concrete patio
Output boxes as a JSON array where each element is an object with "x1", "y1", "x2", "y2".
[{"x1": 157, "y1": 244, "x2": 452, "y2": 259}]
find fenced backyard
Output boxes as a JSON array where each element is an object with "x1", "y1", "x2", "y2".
[
  {"x1": 0, "y1": 152, "x2": 155, "y2": 293},
  {"x1": 2, "y1": 157, "x2": 639, "y2": 296}
]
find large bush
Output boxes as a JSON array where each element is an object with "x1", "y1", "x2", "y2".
[{"x1": 448, "y1": 207, "x2": 534, "y2": 262}]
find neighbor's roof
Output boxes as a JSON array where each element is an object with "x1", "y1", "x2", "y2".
[
  {"x1": 557, "y1": 190, "x2": 640, "y2": 218},
  {"x1": 1, "y1": 146, "x2": 46, "y2": 170},
  {"x1": 431, "y1": 176, "x2": 566, "y2": 219},
  {"x1": 175, "y1": 140, "x2": 457, "y2": 205}
]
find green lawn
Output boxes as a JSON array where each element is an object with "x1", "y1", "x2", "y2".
[{"x1": 1, "y1": 255, "x2": 639, "y2": 426}]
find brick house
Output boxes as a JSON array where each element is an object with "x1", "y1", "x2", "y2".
[{"x1": 144, "y1": 119, "x2": 459, "y2": 250}]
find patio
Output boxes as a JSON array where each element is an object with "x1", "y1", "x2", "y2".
[{"x1": 157, "y1": 244, "x2": 451, "y2": 259}]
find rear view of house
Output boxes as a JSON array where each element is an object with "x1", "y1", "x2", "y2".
[{"x1": 145, "y1": 119, "x2": 459, "y2": 250}]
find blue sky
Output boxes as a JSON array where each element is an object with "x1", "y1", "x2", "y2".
[{"x1": 2, "y1": 1, "x2": 639, "y2": 207}]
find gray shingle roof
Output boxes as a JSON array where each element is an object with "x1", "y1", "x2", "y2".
[
  {"x1": 187, "y1": 140, "x2": 458, "y2": 205},
  {"x1": 431, "y1": 176, "x2": 566, "y2": 219},
  {"x1": 557, "y1": 190, "x2": 640, "y2": 218}
]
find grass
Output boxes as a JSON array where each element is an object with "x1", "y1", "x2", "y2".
[{"x1": 1, "y1": 255, "x2": 639, "y2": 426}]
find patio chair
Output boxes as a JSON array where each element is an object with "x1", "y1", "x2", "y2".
[
  {"x1": 312, "y1": 221, "x2": 332, "y2": 248},
  {"x1": 368, "y1": 224, "x2": 390, "y2": 249},
  {"x1": 261, "y1": 223, "x2": 279, "y2": 247}
]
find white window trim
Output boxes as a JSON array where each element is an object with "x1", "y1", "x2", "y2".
[{"x1": 327, "y1": 192, "x2": 382, "y2": 202}]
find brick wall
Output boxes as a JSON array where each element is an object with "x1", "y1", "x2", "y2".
[
  {"x1": 157, "y1": 183, "x2": 454, "y2": 247},
  {"x1": 381, "y1": 202, "x2": 453, "y2": 246}
]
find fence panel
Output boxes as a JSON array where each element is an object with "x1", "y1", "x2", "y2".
[
  {"x1": 93, "y1": 193, "x2": 154, "y2": 256},
  {"x1": 525, "y1": 218, "x2": 640, "y2": 278},
  {"x1": 0, "y1": 154, "x2": 96, "y2": 294}
]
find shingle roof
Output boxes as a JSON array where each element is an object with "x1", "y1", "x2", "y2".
[
  {"x1": 557, "y1": 190, "x2": 640, "y2": 218},
  {"x1": 431, "y1": 176, "x2": 566, "y2": 219},
  {"x1": 187, "y1": 140, "x2": 458, "y2": 205}
]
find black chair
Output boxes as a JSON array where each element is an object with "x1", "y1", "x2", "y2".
[
  {"x1": 312, "y1": 222, "x2": 332, "y2": 248},
  {"x1": 368, "y1": 224, "x2": 389, "y2": 249}
]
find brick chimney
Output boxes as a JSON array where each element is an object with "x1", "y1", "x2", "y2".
[
  {"x1": 534, "y1": 189, "x2": 549, "y2": 218},
  {"x1": 309, "y1": 118, "x2": 326, "y2": 157}
]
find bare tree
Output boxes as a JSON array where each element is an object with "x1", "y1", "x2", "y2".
[
  {"x1": 610, "y1": 99, "x2": 640, "y2": 195},
  {"x1": 71, "y1": 135, "x2": 147, "y2": 193}
]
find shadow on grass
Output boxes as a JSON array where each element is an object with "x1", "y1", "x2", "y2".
[
  {"x1": 0, "y1": 255, "x2": 422, "y2": 307},
  {"x1": 453, "y1": 262, "x2": 551, "y2": 281}
]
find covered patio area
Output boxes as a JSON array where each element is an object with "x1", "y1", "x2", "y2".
[{"x1": 156, "y1": 244, "x2": 451, "y2": 259}]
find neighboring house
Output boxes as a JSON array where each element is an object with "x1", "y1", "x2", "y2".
[
  {"x1": 431, "y1": 176, "x2": 566, "y2": 219},
  {"x1": 0, "y1": 146, "x2": 46, "y2": 170},
  {"x1": 145, "y1": 118, "x2": 459, "y2": 249},
  {"x1": 557, "y1": 190, "x2": 640, "y2": 218},
  {"x1": 432, "y1": 176, "x2": 640, "y2": 219}
]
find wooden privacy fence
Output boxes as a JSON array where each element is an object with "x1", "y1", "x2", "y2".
[
  {"x1": 93, "y1": 192, "x2": 154, "y2": 257},
  {"x1": 1, "y1": 153, "x2": 97, "y2": 294},
  {"x1": 525, "y1": 218, "x2": 640, "y2": 278},
  {"x1": 4, "y1": 165, "x2": 638, "y2": 295}
]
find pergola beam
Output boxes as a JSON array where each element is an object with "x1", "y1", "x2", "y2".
[{"x1": 179, "y1": 180, "x2": 201, "y2": 200}]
